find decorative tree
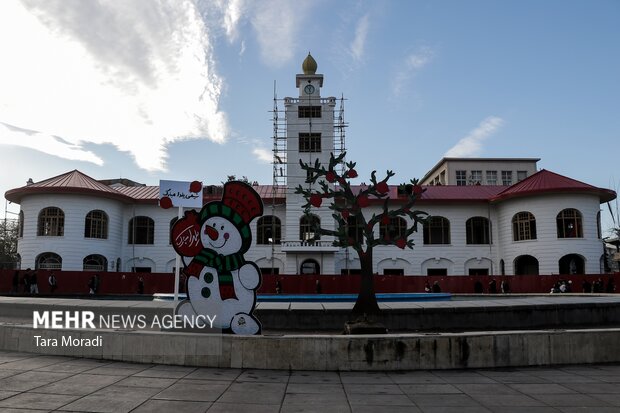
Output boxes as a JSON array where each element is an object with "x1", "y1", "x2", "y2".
[{"x1": 295, "y1": 152, "x2": 427, "y2": 332}]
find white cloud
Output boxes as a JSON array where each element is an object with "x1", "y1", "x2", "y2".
[
  {"x1": 349, "y1": 14, "x2": 370, "y2": 62},
  {"x1": 392, "y1": 47, "x2": 434, "y2": 96},
  {"x1": 252, "y1": 148, "x2": 272, "y2": 163},
  {"x1": 445, "y1": 117, "x2": 505, "y2": 157},
  {"x1": 0, "y1": 0, "x2": 229, "y2": 172}
]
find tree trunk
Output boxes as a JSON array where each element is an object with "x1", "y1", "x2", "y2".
[{"x1": 351, "y1": 249, "x2": 380, "y2": 318}]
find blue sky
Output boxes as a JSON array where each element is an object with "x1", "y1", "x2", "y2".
[{"x1": 1, "y1": 0, "x2": 619, "y2": 233}]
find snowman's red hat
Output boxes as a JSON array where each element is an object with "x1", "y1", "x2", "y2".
[{"x1": 222, "y1": 181, "x2": 263, "y2": 224}]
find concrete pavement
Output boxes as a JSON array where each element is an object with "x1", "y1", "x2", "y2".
[{"x1": 2, "y1": 350, "x2": 620, "y2": 412}]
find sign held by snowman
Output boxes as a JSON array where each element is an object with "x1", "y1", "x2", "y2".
[{"x1": 171, "y1": 181, "x2": 264, "y2": 335}]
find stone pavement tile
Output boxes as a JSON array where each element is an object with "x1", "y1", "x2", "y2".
[
  {"x1": 347, "y1": 393, "x2": 416, "y2": 406},
  {"x1": 469, "y1": 394, "x2": 547, "y2": 407},
  {"x1": 215, "y1": 381, "x2": 285, "y2": 393},
  {"x1": 0, "y1": 392, "x2": 79, "y2": 410},
  {"x1": 352, "y1": 406, "x2": 420, "y2": 413},
  {"x1": 208, "y1": 403, "x2": 288, "y2": 413},
  {"x1": 236, "y1": 369, "x2": 291, "y2": 383},
  {"x1": 286, "y1": 383, "x2": 345, "y2": 394},
  {"x1": 58, "y1": 385, "x2": 161, "y2": 413},
  {"x1": 0, "y1": 352, "x2": 35, "y2": 363},
  {"x1": 133, "y1": 365, "x2": 196, "y2": 379},
  {"x1": 597, "y1": 376, "x2": 620, "y2": 383},
  {"x1": 283, "y1": 392, "x2": 348, "y2": 404},
  {"x1": 399, "y1": 384, "x2": 462, "y2": 395},
  {"x1": 483, "y1": 375, "x2": 550, "y2": 384},
  {"x1": 217, "y1": 389, "x2": 284, "y2": 405},
  {"x1": 289, "y1": 371, "x2": 341, "y2": 384},
  {"x1": 34, "y1": 373, "x2": 125, "y2": 395},
  {"x1": 590, "y1": 394, "x2": 620, "y2": 406},
  {"x1": 562, "y1": 382, "x2": 620, "y2": 394},
  {"x1": 409, "y1": 394, "x2": 483, "y2": 407},
  {"x1": 154, "y1": 382, "x2": 229, "y2": 402},
  {"x1": 532, "y1": 393, "x2": 613, "y2": 407},
  {"x1": 0, "y1": 369, "x2": 21, "y2": 379},
  {"x1": 113, "y1": 376, "x2": 177, "y2": 389},
  {"x1": 508, "y1": 383, "x2": 574, "y2": 394},
  {"x1": 388, "y1": 372, "x2": 447, "y2": 384},
  {"x1": 456, "y1": 383, "x2": 521, "y2": 395},
  {"x1": 0, "y1": 390, "x2": 19, "y2": 401},
  {"x1": 0, "y1": 409, "x2": 53, "y2": 413},
  {"x1": 130, "y1": 399, "x2": 211, "y2": 413},
  {"x1": 340, "y1": 372, "x2": 393, "y2": 384},
  {"x1": 0, "y1": 370, "x2": 73, "y2": 392},
  {"x1": 344, "y1": 383, "x2": 403, "y2": 395},
  {"x1": 486, "y1": 407, "x2": 560, "y2": 413},
  {"x1": 418, "y1": 407, "x2": 492, "y2": 413},
  {"x1": 184, "y1": 367, "x2": 242, "y2": 381},
  {"x1": 431, "y1": 372, "x2": 498, "y2": 384},
  {"x1": 82, "y1": 365, "x2": 147, "y2": 376},
  {"x1": 0, "y1": 355, "x2": 72, "y2": 371},
  {"x1": 35, "y1": 361, "x2": 105, "y2": 374}
]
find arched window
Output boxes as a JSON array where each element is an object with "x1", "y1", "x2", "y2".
[
  {"x1": 466, "y1": 217, "x2": 490, "y2": 244},
  {"x1": 380, "y1": 217, "x2": 407, "y2": 240},
  {"x1": 300, "y1": 259, "x2": 320, "y2": 274},
  {"x1": 597, "y1": 211, "x2": 602, "y2": 239},
  {"x1": 300, "y1": 214, "x2": 321, "y2": 241},
  {"x1": 36, "y1": 252, "x2": 62, "y2": 270},
  {"x1": 514, "y1": 255, "x2": 539, "y2": 275},
  {"x1": 83, "y1": 254, "x2": 108, "y2": 272},
  {"x1": 37, "y1": 207, "x2": 64, "y2": 236},
  {"x1": 18, "y1": 211, "x2": 24, "y2": 238},
  {"x1": 512, "y1": 212, "x2": 536, "y2": 241},
  {"x1": 557, "y1": 208, "x2": 583, "y2": 238},
  {"x1": 85, "y1": 210, "x2": 108, "y2": 239},
  {"x1": 559, "y1": 254, "x2": 585, "y2": 275},
  {"x1": 500, "y1": 259, "x2": 505, "y2": 276},
  {"x1": 128, "y1": 216, "x2": 154, "y2": 244},
  {"x1": 423, "y1": 216, "x2": 450, "y2": 245},
  {"x1": 257, "y1": 216, "x2": 282, "y2": 245},
  {"x1": 347, "y1": 216, "x2": 364, "y2": 244}
]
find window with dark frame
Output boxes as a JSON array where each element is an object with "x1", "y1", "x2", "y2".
[
  {"x1": 84, "y1": 210, "x2": 108, "y2": 239},
  {"x1": 128, "y1": 216, "x2": 155, "y2": 244},
  {"x1": 37, "y1": 207, "x2": 64, "y2": 236},
  {"x1": 556, "y1": 208, "x2": 583, "y2": 238},
  {"x1": 299, "y1": 133, "x2": 321, "y2": 152},
  {"x1": 486, "y1": 170, "x2": 497, "y2": 185},
  {"x1": 517, "y1": 170, "x2": 528, "y2": 182},
  {"x1": 512, "y1": 211, "x2": 537, "y2": 241},
  {"x1": 298, "y1": 106, "x2": 321, "y2": 118},
  {"x1": 380, "y1": 217, "x2": 407, "y2": 240},
  {"x1": 427, "y1": 268, "x2": 447, "y2": 276},
  {"x1": 502, "y1": 171, "x2": 513, "y2": 185},
  {"x1": 347, "y1": 216, "x2": 365, "y2": 244},
  {"x1": 83, "y1": 254, "x2": 108, "y2": 271},
  {"x1": 456, "y1": 170, "x2": 467, "y2": 186},
  {"x1": 423, "y1": 216, "x2": 450, "y2": 245},
  {"x1": 257, "y1": 215, "x2": 282, "y2": 245},
  {"x1": 300, "y1": 214, "x2": 321, "y2": 241},
  {"x1": 466, "y1": 217, "x2": 490, "y2": 244}
]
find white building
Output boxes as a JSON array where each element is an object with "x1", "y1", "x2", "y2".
[{"x1": 5, "y1": 54, "x2": 616, "y2": 276}]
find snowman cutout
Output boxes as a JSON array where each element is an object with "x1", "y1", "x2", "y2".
[{"x1": 171, "y1": 181, "x2": 263, "y2": 335}]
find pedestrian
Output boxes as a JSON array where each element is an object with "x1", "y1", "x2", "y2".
[
  {"x1": 425, "y1": 281, "x2": 431, "y2": 293},
  {"x1": 23, "y1": 269, "x2": 31, "y2": 294},
  {"x1": 432, "y1": 280, "x2": 441, "y2": 293},
  {"x1": 489, "y1": 279, "x2": 497, "y2": 294},
  {"x1": 607, "y1": 278, "x2": 615, "y2": 294},
  {"x1": 48, "y1": 272, "x2": 57, "y2": 294},
  {"x1": 11, "y1": 270, "x2": 19, "y2": 294},
  {"x1": 582, "y1": 279, "x2": 591, "y2": 293},
  {"x1": 275, "y1": 279, "x2": 282, "y2": 294},
  {"x1": 315, "y1": 279, "x2": 322, "y2": 294},
  {"x1": 88, "y1": 274, "x2": 100, "y2": 294},
  {"x1": 500, "y1": 279, "x2": 510, "y2": 294},
  {"x1": 30, "y1": 271, "x2": 39, "y2": 294},
  {"x1": 137, "y1": 276, "x2": 144, "y2": 294},
  {"x1": 474, "y1": 280, "x2": 483, "y2": 293}
]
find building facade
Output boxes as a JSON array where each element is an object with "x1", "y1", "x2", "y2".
[{"x1": 5, "y1": 55, "x2": 617, "y2": 277}]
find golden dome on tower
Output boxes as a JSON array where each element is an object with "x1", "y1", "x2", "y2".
[{"x1": 302, "y1": 53, "x2": 317, "y2": 75}]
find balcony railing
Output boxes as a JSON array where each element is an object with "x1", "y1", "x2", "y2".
[{"x1": 281, "y1": 240, "x2": 339, "y2": 252}]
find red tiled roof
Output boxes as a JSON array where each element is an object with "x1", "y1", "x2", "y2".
[{"x1": 491, "y1": 169, "x2": 616, "y2": 203}]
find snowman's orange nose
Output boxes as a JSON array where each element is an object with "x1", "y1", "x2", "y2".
[{"x1": 204, "y1": 225, "x2": 219, "y2": 240}]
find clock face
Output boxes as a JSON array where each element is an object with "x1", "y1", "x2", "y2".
[{"x1": 304, "y1": 84, "x2": 315, "y2": 94}]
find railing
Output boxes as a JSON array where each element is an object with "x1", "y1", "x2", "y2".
[
  {"x1": 280, "y1": 240, "x2": 340, "y2": 252},
  {"x1": 283, "y1": 97, "x2": 337, "y2": 105}
]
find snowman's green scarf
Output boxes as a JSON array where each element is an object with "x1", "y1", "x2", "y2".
[{"x1": 193, "y1": 248, "x2": 246, "y2": 286}]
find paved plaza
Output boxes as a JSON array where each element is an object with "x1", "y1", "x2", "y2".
[{"x1": 1, "y1": 350, "x2": 620, "y2": 412}]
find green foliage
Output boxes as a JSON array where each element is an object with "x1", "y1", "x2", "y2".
[
  {"x1": 295, "y1": 152, "x2": 428, "y2": 256},
  {"x1": 0, "y1": 218, "x2": 19, "y2": 269}
]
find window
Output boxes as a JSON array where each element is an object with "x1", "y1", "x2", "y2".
[
  {"x1": 132, "y1": 267, "x2": 151, "y2": 273},
  {"x1": 128, "y1": 216, "x2": 155, "y2": 244},
  {"x1": 260, "y1": 267, "x2": 280, "y2": 275},
  {"x1": 501, "y1": 171, "x2": 513, "y2": 185},
  {"x1": 427, "y1": 268, "x2": 447, "y2": 276},
  {"x1": 18, "y1": 211, "x2": 24, "y2": 237},
  {"x1": 300, "y1": 259, "x2": 320, "y2": 274},
  {"x1": 470, "y1": 170, "x2": 482, "y2": 185},
  {"x1": 423, "y1": 216, "x2": 450, "y2": 245},
  {"x1": 347, "y1": 216, "x2": 364, "y2": 244},
  {"x1": 514, "y1": 255, "x2": 539, "y2": 275},
  {"x1": 559, "y1": 254, "x2": 584, "y2": 275},
  {"x1": 380, "y1": 217, "x2": 407, "y2": 240},
  {"x1": 341, "y1": 268, "x2": 362, "y2": 275},
  {"x1": 383, "y1": 269, "x2": 404, "y2": 275},
  {"x1": 300, "y1": 214, "x2": 321, "y2": 241},
  {"x1": 298, "y1": 106, "x2": 321, "y2": 118},
  {"x1": 257, "y1": 216, "x2": 282, "y2": 244},
  {"x1": 486, "y1": 171, "x2": 497, "y2": 185},
  {"x1": 469, "y1": 268, "x2": 489, "y2": 276},
  {"x1": 36, "y1": 252, "x2": 62, "y2": 270},
  {"x1": 466, "y1": 217, "x2": 490, "y2": 244},
  {"x1": 517, "y1": 170, "x2": 528, "y2": 182},
  {"x1": 597, "y1": 211, "x2": 602, "y2": 239},
  {"x1": 556, "y1": 208, "x2": 583, "y2": 238},
  {"x1": 299, "y1": 133, "x2": 321, "y2": 152},
  {"x1": 456, "y1": 170, "x2": 467, "y2": 186},
  {"x1": 37, "y1": 207, "x2": 64, "y2": 236},
  {"x1": 512, "y1": 212, "x2": 536, "y2": 241},
  {"x1": 500, "y1": 259, "x2": 505, "y2": 275},
  {"x1": 84, "y1": 210, "x2": 108, "y2": 239},
  {"x1": 83, "y1": 254, "x2": 108, "y2": 271}
]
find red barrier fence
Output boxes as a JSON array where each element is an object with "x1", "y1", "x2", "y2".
[{"x1": 0, "y1": 269, "x2": 617, "y2": 296}]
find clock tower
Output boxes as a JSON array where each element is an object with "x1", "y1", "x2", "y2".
[{"x1": 280, "y1": 53, "x2": 341, "y2": 274}]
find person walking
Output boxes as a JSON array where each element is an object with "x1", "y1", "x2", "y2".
[
  {"x1": 48, "y1": 272, "x2": 58, "y2": 294},
  {"x1": 30, "y1": 271, "x2": 39, "y2": 294}
]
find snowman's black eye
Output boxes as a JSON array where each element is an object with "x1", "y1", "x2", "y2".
[{"x1": 220, "y1": 225, "x2": 224, "y2": 230}]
